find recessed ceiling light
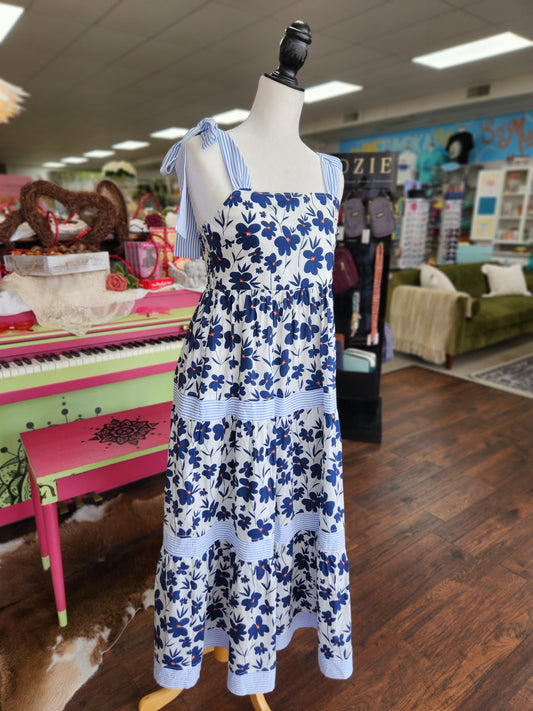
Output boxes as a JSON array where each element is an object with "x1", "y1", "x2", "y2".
[
  {"x1": 0, "y1": 2, "x2": 24, "y2": 44},
  {"x1": 61, "y1": 156, "x2": 88, "y2": 164},
  {"x1": 212, "y1": 109, "x2": 249, "y2": 125},
  {"x1": 43, "y1": 161, "x2": 65, "y2": 168},
  {"x1": 150, "y1": 127, "x2": 188, "y2": 140},
  {"x1": 412, "y1": 32, "x2": 533, "y2": 69},
  {"x1": 112, "y1": 140, "x2": 150, "y2": 150},
  {"x1": 83, "y1": 149, "x2": 115, "y2": 158},
  {"x1": 304, "y1": 80, "x2": 362, "y2": 104}
]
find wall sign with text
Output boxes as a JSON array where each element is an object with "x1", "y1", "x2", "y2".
[{"x1": 339, "y1": 110, "x2": 533, "y2": 163}]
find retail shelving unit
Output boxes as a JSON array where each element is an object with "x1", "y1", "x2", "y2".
[
  {"x1": 494, "y1": 167, "x2": 533, "y2": 261},
  {"x1": 397, "y1": 197, "x2": 430, "y2": 268},
  {"x1": 436, "y1": 196, "x2": 463, "y2": 264},
  {"x1": 471, "y1": 166, "x2": 533, "y2": 263},
  {"x1": 335, "y1": 151, "x2": 398, "y2": 443}
]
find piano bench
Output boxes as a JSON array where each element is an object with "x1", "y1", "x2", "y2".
[{"x1": 20, "y1": 400, "x2": 172, "y2": 627}]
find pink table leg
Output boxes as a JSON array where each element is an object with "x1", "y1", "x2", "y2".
[
  {"x1": 28, "y1": 463, "x2": 50, "y2": 571},
  {"x1": 42, "y1": 502, "x2": 68, "y2": 627}
]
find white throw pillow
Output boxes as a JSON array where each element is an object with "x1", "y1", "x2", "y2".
[
  {"x1": 419, "y1": 263, "x2": 456, "y2": 292},
  {"x1": 481, "y1": 263, "x2": 531, "y2": 297}
]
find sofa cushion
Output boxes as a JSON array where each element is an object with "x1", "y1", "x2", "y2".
[
  {"x1": 481, "y1": 263, "x2": 532, "y2": 297},
  {"x1": 470, "y1": 295, "x2": 533, "y2": 331},
  {"x1": 420, "y1": 263, "x2": 456, "y2": 291}
]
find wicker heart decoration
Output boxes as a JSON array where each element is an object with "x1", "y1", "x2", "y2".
[{"x1": 0, "y1": 180, "x2": 127, "y2": 251}]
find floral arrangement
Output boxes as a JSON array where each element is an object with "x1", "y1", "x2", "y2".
[{"x1": 102, "y1": 161, "x2": 137, "y2": 180}]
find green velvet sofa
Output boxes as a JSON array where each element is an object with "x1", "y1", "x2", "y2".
[{"x1": 386, "y1": 262, "x2": 533, "y2": 368}]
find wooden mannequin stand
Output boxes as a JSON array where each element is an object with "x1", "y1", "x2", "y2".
[{"x1": 139, "y1": 646, "x2": 272, "y2": 711}]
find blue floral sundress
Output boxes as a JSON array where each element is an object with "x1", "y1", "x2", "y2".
[{"x1": 155, "y1": 118, "x2": 352, "y2": 696}]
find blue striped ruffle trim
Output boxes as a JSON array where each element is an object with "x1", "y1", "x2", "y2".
[
  {"x1": 173, "y1": 387, "x2": 337, "y2": 421},
  {"x1": 154, "y1": 610, "x2": 353, "y2": 695},
  {"x1": 318, "y1": 153, "x2": 342, "y2": 197},
  {"x1": 163, "y1": 512, "x2": 345, "y2": 560}
]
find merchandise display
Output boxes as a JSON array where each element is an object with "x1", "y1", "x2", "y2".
[
  {"x1": 416, "y1": 146, "x2": 445, "y2": 185},
  {"x1": 446, "y1": 128, "x2": 474, "y2": 164},
  {"x1": 397, "y1": 147, "x2": 418, "y2": 185},
  {"x1": 153, "y1": 23, "x2": 352, "y2": 698},
  {"x1": 0, "y1": 179, "x2": 127, "y2": 251},
  {"x1": 334, "y1": 151, "x2": 397, "y2": 443},
  {"x1": 437, "y1": 197, "x2": 463, "y2": 264},
  {"x1": 397, "y1": 197, "x2": 430, "y2": 268},
  {"x1": 2, "y1": 6, "x2": 533, "y2": 710},
  {"x1": 471, "y1": 166, "x2": 533, "y2": 263}
]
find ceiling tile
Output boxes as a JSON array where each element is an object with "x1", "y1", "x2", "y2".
[
  {"x1": 156, "y1": 3, "x2": 259, "y2": 48},
  {"x1": 29, "y1": 0, "x2": 119, "y2": 21},
  {"x1": 443, "y1": 0, "x2": 480, "y2": 5},
  {"x1": 2, "y1": 10, "x2": 87, "y2": 54},
  {"x1": 214, "y1": 19, "x2": 293, "y2": 61},
  {"x1": 215, "y1": 0, "x2": 299, "y2": 15},
  {"x1": 100, "y1": 0, "x2": 202, "y2": 38},
  {"x1": 366, "y1": 10, "x2": 490, "y2": 57},
  {"x1": 306, "y1": 45, "x2": 389, "y2": 83},
  {"x1": 271, "y1": 0, "x2": 391, "y2": 31},
  {"x1": 467, "y1": 0, "x2": 533, "y2": 22},
  {"x1": 323, "y1": 0, "x2": 452, "y2": 43},
  {"x1": 60, "y1": 26, "x2": 144, "y2": 64},
  {"x1": 27, "y1": 57, "x2": 107, "y2": 92},
  {"x1": 109, "y1": 39, "x2": 181, "y2": 75}
]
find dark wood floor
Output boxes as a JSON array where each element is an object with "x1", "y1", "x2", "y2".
[{"x1": 32, "y1": 367, "x2": 533, "y2": 710}]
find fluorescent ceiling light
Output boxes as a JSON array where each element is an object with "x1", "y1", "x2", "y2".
[
  {"x1": 304, "y1": 80, "x2": 362, "y2": 104},
  {"x1": 151, "y1": 127, "x2": 188, "y2": 139},
  {"x1": 43, "y1": 161, "x2": 65, "y2": 168},
  {"x1": 0, "y1": 2, "x2": 24, "y2": 44},
  {"x1": 84, "y1": 149, "x2": 115, "y2": 158},
  {"x1": 212, "y1": 108, "x2": 249, "y2": 125},
  {"x1": 112, "y1": 140, "x2": 150, "y2": 150},
  {"x1": 412, "y1": 32, "x2": 533, "y2": 69},
  {"x1": 62, "y1": 156, "x2": 88, "y2": 164}
]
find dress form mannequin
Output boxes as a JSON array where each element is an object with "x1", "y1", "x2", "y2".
[
  {"x1": 185, "y1": 23, "x2": 341, "y2": 231},
  {"x1": 186, "y1": 75, "x2": 334, "y2": 230},
  {"x1": 141, "y1": 21, "x2": 343, "y2": 711}
]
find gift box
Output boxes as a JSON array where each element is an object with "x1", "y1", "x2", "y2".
[
  {"x1": 3, "y1": 251, "x2": 109, "y2": 276},
  {"x1": 124, "y1": 238, "x2": 174, "y2": 278},
  {"x1": 138, "y1": 277, "x2": 174, "y2": 290}
]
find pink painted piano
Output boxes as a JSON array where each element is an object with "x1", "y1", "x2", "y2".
[{"x1": 0, "y1": 288, "x2": 200, "y2": 525}]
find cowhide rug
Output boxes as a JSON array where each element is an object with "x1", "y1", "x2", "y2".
[{"x1": 0, "y1": 493, "x2": 163, "y2": 711}]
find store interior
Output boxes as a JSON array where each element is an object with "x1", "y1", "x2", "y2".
[{"x1": 0, "y1": 2, "x2": 532, "y2": 711}]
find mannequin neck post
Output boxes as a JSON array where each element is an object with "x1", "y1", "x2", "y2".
[{"x1": 232, "y1": 75, "x2": 305, "y2": 141}]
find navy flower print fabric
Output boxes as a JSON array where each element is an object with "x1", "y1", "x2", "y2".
[{"x1": 154, "y1": 124, "x2": 352, "y2": 696}]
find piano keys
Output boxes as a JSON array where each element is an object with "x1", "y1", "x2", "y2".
[{"x1": 0, "y1": 288, "x2": 200, "y2": 525}]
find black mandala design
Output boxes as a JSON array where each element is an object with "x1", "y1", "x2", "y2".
[{"x1": 89, "y1": 418, "x2": 158, "y2": 446}]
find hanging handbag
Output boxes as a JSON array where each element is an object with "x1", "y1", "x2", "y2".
[
  {"x1": 333, "y1": 245, "x2": 359, "y2": 293},
  {"x1": 369, "y1": 195, "x2": 395, "y2": 238},
  {"x1": 343, "y1": 197, "x2": 365, "y2": 238}
]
